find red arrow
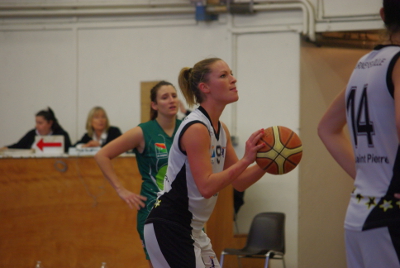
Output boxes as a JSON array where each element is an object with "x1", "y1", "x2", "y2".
[{"x1": 36, "y1": 138, "x2": 62, "y2": 151}]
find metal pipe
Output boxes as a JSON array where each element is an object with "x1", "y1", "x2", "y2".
[
  {"x1": 0, "y1": 3, "x2": 190, "y2": 9},
  {"x1": 0, "y1": 1, "x2": 315, "y2": 40},
  {"x1": 206, "y1": 1, "x2": 315, "y2": 41},
  {"x1": 251, "y1": 0, "x2": 315, "y2": 41},
  {"x1": 254, "y1": 3, "x2": 308, "y2": 36},
  {"x1": 0, "y1": 7, "x2": 195, "y2": 17}
]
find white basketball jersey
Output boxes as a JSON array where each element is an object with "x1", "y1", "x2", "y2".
[
  {"x1": 147, "y1": 106, "x2": 227, "y2": 231},
  {"x1": 344, "y1": 45, "x2": 400, "y2": 231}
]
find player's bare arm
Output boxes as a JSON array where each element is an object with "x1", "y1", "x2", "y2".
[
  {"x1": 318, "y1": 89, "x2": 356, "y2": 179},
  {"x1": 95, "y1": 127, "x2": 147, "y2": 210}
]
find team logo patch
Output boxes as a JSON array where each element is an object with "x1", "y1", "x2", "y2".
[{"x1": 155, "y1": 143, "x2": 168, "y2": 157}]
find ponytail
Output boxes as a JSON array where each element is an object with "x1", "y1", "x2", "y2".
[
  {"x1": 178, "y1": 67, "x2": 197, "y2": 107},
  {"x1": 178, "y1": 57, "x2": 221, "y2": 107}
]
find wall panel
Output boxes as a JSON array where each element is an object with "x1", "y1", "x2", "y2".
[
  {"x1": 320, "y1": 0, "x2": 380, "y2": 18},
  {"x1": 234, "y1": 31, "x2": 300, "y2": 268},
  {"x1": 0, "y1": 29, "x2": 77, "y2": 147}
]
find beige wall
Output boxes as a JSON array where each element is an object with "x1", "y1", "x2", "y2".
[{"x1": 298, "y1": 41, "x2": 369, "y2": 268}]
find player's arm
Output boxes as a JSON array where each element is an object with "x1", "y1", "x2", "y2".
[
  {"x1": 94, "y1": 126, "x2": 147, "y2": 209},
  {"x1": 393, "y1": 55, "x2": 400, "y2": 145},
  {"x1": 392, "y1": 55, "x2": 400, "y2": 199},
  {"x1": 222, "y1": 123, "x2": 266, "y2": 192},
  {"x1": 318, "y1": 88, "x2": 356, "y2": 179},
  {"x1": 182, "y1": 123, "x2": 264, "y2": 199}
]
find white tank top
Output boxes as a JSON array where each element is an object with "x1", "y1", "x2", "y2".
[
  {"x1": 146, "y1": 106, "x2": 227, "y2": 231},
  {"x1": 344, "y1": 45, "x2": 400, "y2": 231}
]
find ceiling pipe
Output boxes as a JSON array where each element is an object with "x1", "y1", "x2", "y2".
[
  {"x1": 0, "y1": 1, "x2": 315, "y2": 41},
  {"x1": 0, "y1": 3, "x2": 195, "y2": 17},
  {"x1": 254, "y1": 1, "x2": 315, "y2": 41},
  {"x1": 206, "y1": 1, "x2": 315, "y2": 41},
  {"x1": 0, "y1": 6, "x2": 195, "y2": 17},
  {"x1": 0, "y1": 3, "x2": 191, "y2": 9}
]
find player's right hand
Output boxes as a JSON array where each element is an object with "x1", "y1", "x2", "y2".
[
  {"x1": 242, "y1": 129, "x2": 265, "y2": 165},
  {"x1": 117, "y1": 188, "x2": 147, "y2": 210}
]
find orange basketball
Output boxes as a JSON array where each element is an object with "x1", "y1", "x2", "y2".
[{"x1": 256, "y1": 126, "x2": 303, "y2": 175}]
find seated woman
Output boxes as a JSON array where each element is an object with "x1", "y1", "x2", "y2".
[
  {"x1": 1, "y1": 107, "x2": 71, "y2": 152},
  {"x1": 74, "y1": 106, "x2": 122, "y2": 148}
]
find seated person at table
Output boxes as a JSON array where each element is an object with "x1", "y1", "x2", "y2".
[
  {"x1": 74, "y1": 106, "x2": 122, "y2": 148},
  {"x1": 1, "y1": 107, "x2": 71, "y2": 153}
]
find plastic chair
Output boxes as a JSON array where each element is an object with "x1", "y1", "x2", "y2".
[{"x1": 220, "y1": 212, "x2": 285, "y2": 268}]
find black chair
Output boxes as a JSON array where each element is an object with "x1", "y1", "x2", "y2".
[{"x1": 220, "y1": 212, "x2": 285, "y2": 268}]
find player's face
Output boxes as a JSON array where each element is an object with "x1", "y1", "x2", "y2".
[
  {"x1": 205, "y1": 60, "x2": 238, "y2": 104},
  {"x1": 35, "y1": 116, "x2": 53, "y2": 135},
  {"x1": 153, "y1": 85, "x2": 179, "y2": 117},
  {"x1": 91, "y1": 110, "x2": 107, "y2": 132}
]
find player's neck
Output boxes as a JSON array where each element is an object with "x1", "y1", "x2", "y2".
[
  {"x1": 156, "y1": 115, "x2": 176, "y2": 137},
  {"x1": 391, "y1": 34, "x2": 400, "y2": 45},
  {"x1": 200, "y1": 102, "x2": 225, "y2": 131},
  {"x1": 383, "y1": 33, "x2": 400, "y2": 45}
]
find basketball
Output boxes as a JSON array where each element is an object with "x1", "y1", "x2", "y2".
[{"x1": 256, "y1": 126, "x2": 303, "y2": 175}]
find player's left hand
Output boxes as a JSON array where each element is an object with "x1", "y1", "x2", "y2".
[{"x1": 117, "y1": 188, "x2": 147, "y2": 210}]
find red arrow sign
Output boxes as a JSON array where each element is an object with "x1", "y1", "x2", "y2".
[{"x1": 36, "y1": 138, "x2": 62, "y2": 151}]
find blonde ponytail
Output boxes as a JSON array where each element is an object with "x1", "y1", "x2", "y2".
[{"x1": 178, "y1": 57, "x2": 221, "y2": 107}]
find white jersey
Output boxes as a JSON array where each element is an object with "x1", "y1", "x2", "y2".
[
  {"x1": 146, "y1": 106, "x2": 227, "y2": 231},
  {"x1": 344, "y1": 45, "x2": 400, "y2": 231}
]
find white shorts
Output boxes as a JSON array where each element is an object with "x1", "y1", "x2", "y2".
[
  {"x1": 144, "y1": 221, "x2": 220, "y2": 268},
  {"x1": 345, "y1": 226, "x2": 400, "y2": 268}
]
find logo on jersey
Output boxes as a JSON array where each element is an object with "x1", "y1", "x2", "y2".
[
  {"x1": 211, "y1": 145, "x2": 225, "y2": 164},
  {"x1": 155, "y1": 143, "x2": 168, "y2": 158}
]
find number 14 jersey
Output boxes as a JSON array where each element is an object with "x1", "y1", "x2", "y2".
[{"x1": 345, "y1": 44, "x2": 400, "y2": 231}]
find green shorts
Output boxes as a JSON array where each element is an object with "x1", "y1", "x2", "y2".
[
  {"x1": 137, "y1": 195, "x2": 157, "y2": 260},
  {"x1": 137, "y1": 208, "x2": 150, "y2": 260}
]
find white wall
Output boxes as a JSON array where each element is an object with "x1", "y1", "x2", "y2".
[
  {"x1": 0, "y1": 29, "x2": 77, "y2": 144},
  {"x1": 0, "y1": 18, "x2": 232, "y2": 143},
  {"x1": 234, "y1": 32, "x2": 300, "y2": 264}
]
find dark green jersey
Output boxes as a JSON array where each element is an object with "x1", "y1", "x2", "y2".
[{"x1": 133, "y1": 118, "x2": 182, "y2": 213}]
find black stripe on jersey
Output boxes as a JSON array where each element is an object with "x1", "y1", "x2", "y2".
[
  {"x1": 388, "y1": 225, "x2": 400, "y2": 264},
  {"x1": 386, "y1": 51, "x2": 400, "y2": 98},
  {"x1": 178, "y1": 120, "x2": 207, "y2": 155},
  {"x1": 198, "y1": 106, "x2": 221, "y2": 140},
  {"x1": 152, "y1": 220, "x2": 196, "y2": 268},
  {"x1": 388, "y1": 145, "x2": 400, "y2": 196},
  {"x1": 145, "y1": 164, "x2": 193, "y2": 230}
]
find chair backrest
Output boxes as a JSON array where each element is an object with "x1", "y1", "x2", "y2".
[{"x1": 244, "y1": 212, "x2": 285, "y2": 254}]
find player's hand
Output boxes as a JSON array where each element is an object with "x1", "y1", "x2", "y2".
[
  {"x1": 242, "y1": 129, "x2": 265, "y2": 165},
  {"x1": 117, "y1": 188, "x2": 147, "y2": 210},
  {"x1": 395, "y1": 193, "x2": 400, "y2": 199}
]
